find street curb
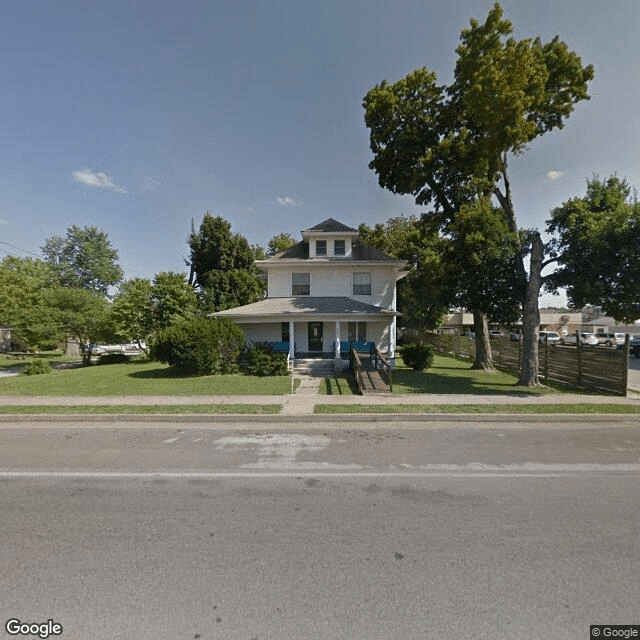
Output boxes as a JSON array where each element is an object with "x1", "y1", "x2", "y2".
[{"x1": 1, "y1": 413, "x2": 640, "y2": 424}]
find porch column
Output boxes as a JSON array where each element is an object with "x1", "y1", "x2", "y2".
[
  {"x1": 388, "y1": 317, "x2": 396, "y2": 365},
  {"x1": 333, "y1": 320, "x2": 343, "y2": 373},
  {"x1": 289, "y1": 321, "x2": 295, "y2": 360}
]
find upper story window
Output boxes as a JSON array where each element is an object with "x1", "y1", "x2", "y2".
[
  {"x1": 292, "y1": 272, "x2": 310, "y2": 296},
  {"x1": 353, "y1": 272, "x2": 371, "y2": 296},
  {"x1": 315, "y1": 240, "x2": 327, "y2": 256},
  {"x1": 334, "y1": 240, "x2": 345, "y2": 256}
]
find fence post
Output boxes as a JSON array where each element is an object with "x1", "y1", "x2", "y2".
[
  {"x1": 576, "y1": 330, "x2": 582, "y2": 386},
  {"x1": 543, "y1": 334, "x2": 549, "y2": 382},
  {"x1": 621, "y1": 334, "x2": 630, "y2": 396}
]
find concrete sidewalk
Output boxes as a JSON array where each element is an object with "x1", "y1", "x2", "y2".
[{"x1": 0, "y1": 373, "x2": 639, "y2": 416}]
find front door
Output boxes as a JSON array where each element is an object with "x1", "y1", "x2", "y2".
[{"x1": 308, "y1": 322, "x2": 323, "y2": 352}]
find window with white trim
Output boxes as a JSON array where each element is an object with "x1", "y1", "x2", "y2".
[
  {"x1": 292, "y1": 272, "x2": 310, "y2": 295},
  {"x1": 353, "y1": 272, "x2": 371, "y2": 296},
  {"x1": 334, "y1": 239, "x2": 345, "y2": 256},
  {"x1": 348, "y1": 322, "x2": 367, "y2": 342},
  {"x1": 315, "y1": 240, "x2": 327, "y2": 256}
]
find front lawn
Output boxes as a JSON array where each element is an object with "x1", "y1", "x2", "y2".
[
  {"x1": 0, "y1": 361, "x2": 296, "y2": 396},
  {"x1": 392, "y1": 354, "x2": 552, "y2": 395},
  {"x1": 321, "y1": 354, "x2": 556, "y2": 396}
]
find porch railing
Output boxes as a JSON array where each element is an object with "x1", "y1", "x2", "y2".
[
  {"x1": 349, "y1": 346, "x2": 365, "y2": 395},
  {"x1": 370, "y1": 345, "x2": 393, "y2": 393}
]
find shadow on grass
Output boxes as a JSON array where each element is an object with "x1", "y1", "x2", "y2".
[
  {"x1": 127, "y1": 366, "x2": 199, "y2": 380},
  {"x1": 324, "y1": 373, "x2": 358, "y2": 395}
]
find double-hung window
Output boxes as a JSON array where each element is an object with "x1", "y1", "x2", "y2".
[
  {"x1": 348, "y1": 322, "x2": 367, "y2": 343},
  {"x1": 334, "y1": 240, "x2": 345, "y2": 256},
  {"x1": 292, "y1": 272, "x2": 310, "y2": 296},
  {"x1": 353, "y1": 272, "x2": 371, "y2": 296},
  {"x1": 315, "y1": 240, "x2": 327, "y2": 256}
]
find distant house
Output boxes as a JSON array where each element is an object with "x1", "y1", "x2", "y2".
[{"x1": 211, "y1": 219, "x2": 408, "y2": 372}]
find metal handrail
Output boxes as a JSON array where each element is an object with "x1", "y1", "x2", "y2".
[
  {"x1": 371, "y1": 346, "x2": 393, "y2": 393},
  {"x1": 350, "y1": 345, "x2": 365, "y2": 395}
]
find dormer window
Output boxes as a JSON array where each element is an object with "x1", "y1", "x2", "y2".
[
  {"x1": 316, "y1": 240, "x2": 327, "y2": 256},
  {"x1": 334, "y1": 240, "x2": 345, "y2": 256}
]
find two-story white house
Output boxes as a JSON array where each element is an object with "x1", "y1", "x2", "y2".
[{"x1": 212, "y1": 219, "x2": 408, "y2": 372}]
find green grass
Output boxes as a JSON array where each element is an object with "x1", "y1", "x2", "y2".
[
  {"x1": 0, "y1": 361, "x2": 296, "y2": 396},
  {"x1": 392, "y1": 354, "x2": 554, "y2": 395},
  {"x1": 0, "y1": 351, "x2": 78, "y2": 371},
  {"x1": 320, "y1": 374, "x2": 357, "y2": 395},
  {"x1": 0, "y1": 404, "x2": 280, "y2": 415},
  {"x1": 314, "y1": 403, "x2": 640, "y2": 415}
]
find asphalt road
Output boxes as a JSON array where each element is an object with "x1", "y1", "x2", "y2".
[{"x1": 1, "y1": 420, "x2": 639, "y2": 640}]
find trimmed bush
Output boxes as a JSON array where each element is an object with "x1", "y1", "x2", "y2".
[
  {"x1": 21, "y1": 358, "x2": 52, "y2": 375},
  {"x1": 150, "y1": 318, "x2": 244, "y2": 375},
  {"x1": 242, "y1": 344, "x2": 289, "y2": 377},
  {"x1": 97, "y1": 352, "x2": 131, "y2": 365},
  {"x1": 400, "y1": 342, "x2": 434, "y2": 371}
]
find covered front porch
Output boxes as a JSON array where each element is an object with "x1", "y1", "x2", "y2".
[{"x1": 210, "y1": 297, "x2": 400, "y2": 374}]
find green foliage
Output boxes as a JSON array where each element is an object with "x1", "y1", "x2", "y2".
[
  {"x1": 45, "y1": 288, "x2": 111, "y2": 366},
  {"x1": 267, "y1": 233, "x2": 297, "y2": 257},
  {"x1": 41, "y1": 225, "x2": 123, "y2": 294},
  {"x1": 21, "y1": 358, "x2": 52, "y2": 376},
  {"x1": 242, "y1": 344, "x2": 289, "y2": 377},
  {"x1": 151, "y1": 272, "x2": 199, "y2": 330},
  {"x1": 546, "y1": 176, "x2": 640, "y2": 323},
  {"x1": 443, "y1": 198, "x2": 523, "y2": 326},
  {"x1": 0, "y1": 256, "x2": 60, "y2": 348},
  {"x1": 358, "y1": 217, "x2": 449, "y2": 331},
  {"x1": 399, "y1": 343, "x2": 434, "y2": 371},
  {"x1": 150, "y1": 318, "x2": 245, "y2": 375},
  {"x1": 186, "y1": 214, "x2": 265, "y2": 311},
  {"x1": 96, "y1": 352, "x2": 131, "y2": 365}
]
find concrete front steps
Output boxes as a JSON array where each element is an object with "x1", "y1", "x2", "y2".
[{"x1": 292, "y1": 358, "x2": 344, "y2": 376}]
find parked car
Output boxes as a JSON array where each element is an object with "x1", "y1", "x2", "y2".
[
  {"x1": 558, "y1": 333, "x2": 599, "y2": 346},
  {"x1": 630, "y1": 335, "x2": 640, "y2": 358},
  {"x1": 489, "y1": 330, "x2": 505, "y2": 338},
  {"x1": 597, "y1": 332, "x2": 625, "y2": 347},
  {"x1": 509, "y1": 331, "x2": 521, "y2": 341},
  {"x1": 464, "y1": 330, "x2": 475, "y2": 339},
  {"x1": 538, "y1": 331, "x2": 560, "y2": 345}
]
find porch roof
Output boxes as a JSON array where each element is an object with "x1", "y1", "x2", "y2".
[{"x1": 209, "y1": 297, "x2": 400, "y2": 322}]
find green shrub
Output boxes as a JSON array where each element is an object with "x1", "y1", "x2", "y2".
[
  {"x1": 97, "y1": 352, "x2": 131, "y2": 365},
  {"x1": 21, "y1": 358, "x2": 52, "y2": 375},
  {"x1": 400, "y1": 342, "x2": 434, "y2": 371},
  {"x1": 151, "y1": 318, "x2": 245, "y2": 375},
  {"x1": 242, "y1": 344, "x2": 289, "y2": 377}
]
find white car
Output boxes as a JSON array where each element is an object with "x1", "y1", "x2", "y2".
[
  {"x1": 538, "y1": 331, "x2": 560, "y2": 344},
  {"x1": 559, "y1": 333, "x2": 599, "y2": 346}
]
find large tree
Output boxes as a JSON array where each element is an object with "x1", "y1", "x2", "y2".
[
  {"x1": 45, "y1": 287, "x2": 111, "y2": 365},
  {"x1": 41, "y1": 225, "x2": 124, "y2": 294},
  {"x1": 546, "y1": 176, "x2": 640, "y2": 323},
  {"x1": 363, "y1": 2, "x2": 593, "y2": 385},
  {"x1": 0, "y1": 256, "x2": 59, "y2": 348},
  {"x1": 186, "y1": 214, "x2": 265, "y2": 311}
]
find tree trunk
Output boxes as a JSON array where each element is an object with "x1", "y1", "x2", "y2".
[
  {"x1": 471, "y1": 310, "x2": 494, "y2": 371},
  {"x1": 517, "y1": 232, "x2": 544, "y2": 387}
]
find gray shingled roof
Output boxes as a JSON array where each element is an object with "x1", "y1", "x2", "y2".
[
  {"x1": 210, "y1": 297, "x2": 399, "y2": 318},
  {"x1": 305, "y1": 218, "x2": 357, "y2": 233},
  {"x1": 272, "y1": 240, "x2": 399, "y2": 262}
]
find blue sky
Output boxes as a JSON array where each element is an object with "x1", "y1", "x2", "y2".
[{"x1": 1, "y1": 0, "x2": 638, "y2": 305}]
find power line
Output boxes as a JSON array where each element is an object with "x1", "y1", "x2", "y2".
[{"x1": 0, "y1": 241, "x2": 42, "y2": 258}]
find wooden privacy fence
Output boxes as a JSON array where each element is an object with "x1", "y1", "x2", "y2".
[{"x1": 424, "y1": 334, "x2": 629, "y2": 396}]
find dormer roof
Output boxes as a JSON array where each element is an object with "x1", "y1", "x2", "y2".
[{"x1": 302, "y1": 218, "x2": 357, "y2": 234}]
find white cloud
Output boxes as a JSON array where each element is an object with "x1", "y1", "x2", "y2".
[
  {"x1": 140, "y1": 176, "x2": 161, "y2": 191},
  {"x1": 546, "y1": 170, "x2": 565, "y2": 182},
  {"x1": 0, "y1": 219, "x2": 10, "y2": 226},
  {"x1": 72, "y1": 168, "x2": 128, "y2": 195},
  {"x1": 275, "y1": 195, "x2": 302, "y2": 207}
]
